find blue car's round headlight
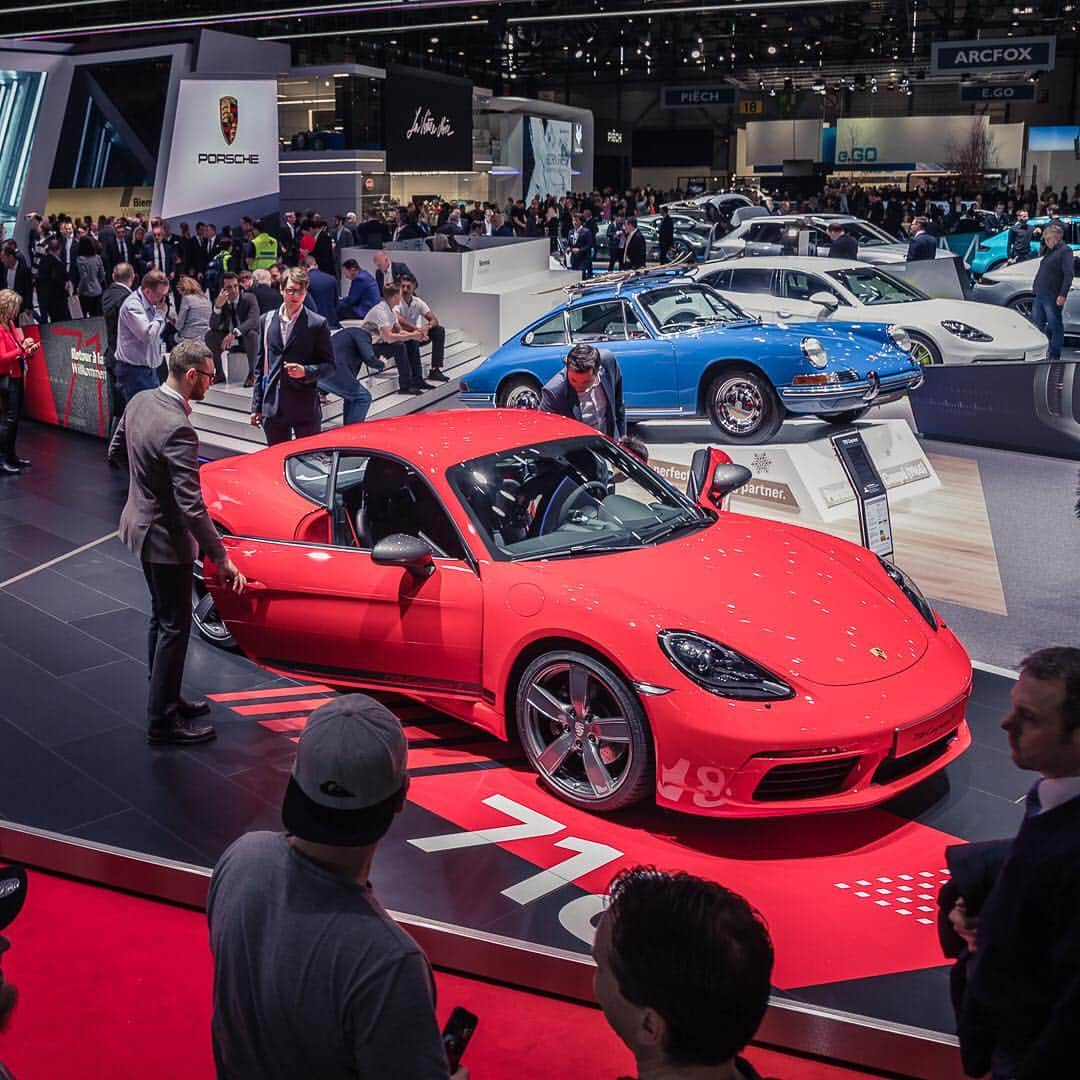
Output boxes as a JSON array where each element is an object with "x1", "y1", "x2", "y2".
[
  {"x1": 801, "y1": 337, "x2": 828, "y2": 369},
  {"x1": 658, "y1": 630, "x2": 793, "y2": 699},
  {"x1": 887, "y1": 325, "x2": 913, "y2": 351}
]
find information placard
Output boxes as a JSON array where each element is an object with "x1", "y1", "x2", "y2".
[{"x1": 830, "y1": 430, "x2": 894, "y2": 559}]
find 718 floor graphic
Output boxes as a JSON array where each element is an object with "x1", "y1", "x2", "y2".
[{"x1": 409, "y1": 794, "x2": 618, "y2": 943}]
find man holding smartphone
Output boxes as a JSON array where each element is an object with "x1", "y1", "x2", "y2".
[{"x1": 208, "y1": 695, "x2": 468, "y2": 1079}]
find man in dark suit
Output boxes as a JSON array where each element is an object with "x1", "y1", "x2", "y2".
[
  {"x1": 250, "y1": 266, "x2": 334, "y2": 446},
  {"x1": 36, "y1": 238, "x2": 69, "y2": 323},
  {"x1": 278, "y1": 210, "x2": 299, "y2": 266},
  {"x1": 566, "y1": 214, "x2": 594, "y2": 278},
  {"x1": 310, "y1": 217, "x2": 335, "y2": 276},
  {"x1": 825, "y1": 222, "x2": 859, "y2": 261},
  {"x1": 57, "y1": 220, "x2": 79, "y2": 289},
  {"x1": 622, "y1": 218, "x2": 647, "y2": 271},
  {"x1": 657, "y1": 206, "x2": 675, "y2": 264},
  {"x1": 906, "y1": 217, "x2": 938, "y2": 261},
  {"x1": 331, "y1": 215, "x2": 355, "y2": 269},
  {"x1": 249, "y1": 269, "x2": 282, "y2": 315},
  {"x1": 102, "y1": 221, "x2": 134, "y2": 278},
  {"x1": 0, "y1": 247, "x2": 33, "y2": 316},
  {"x1": 371, "y1": 250, "x2": 416, "y2": 294},
  {"x1": 337, "y1": 258, "x2": 380, "y2": 321},
  {"x1": 141, "y1": 224, "x2": 177, "y2": 283},
  {"x1": 302, "y1": 255, "x2": 340, "y2": 328},
  {"x1": 107, "y1": 339, "x2": 245, "y2": 744},
  {"x1": 102, "y1": 262, "x2": 136, "y2": 441},
  {"x1": 943, "y1": 647, "x2": 1080, "y2": 1080},
  {"x1": 318, "y1": 327, "x2": 384, "y2": 426},
  {"x1": 206, "y1": 272, "x2": 261, "y2": 386},
  {"x1": 540, "y1": 343, "x2": 626, "y2": 440}
]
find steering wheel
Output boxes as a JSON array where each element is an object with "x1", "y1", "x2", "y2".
[
  {"x1": 558, "y1": 481, "x2": 609, "y2": 527},
  {"x1": 662, "y1": 310, "x2": 698, "y2": 328}
]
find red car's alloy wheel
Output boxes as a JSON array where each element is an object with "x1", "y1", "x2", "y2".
[{"x1": 516, "y1": 651, "x2": 654, "y2": 811}]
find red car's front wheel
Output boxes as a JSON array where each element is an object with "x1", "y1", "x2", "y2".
[{"x1": 515, "y1": 650, "x2": 654, "y2": 812}]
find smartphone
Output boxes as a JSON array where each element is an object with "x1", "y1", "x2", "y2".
[{"x1": 442, "y1": 1005, "x2": 478, "y2": 1072}]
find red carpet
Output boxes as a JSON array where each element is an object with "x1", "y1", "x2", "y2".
[{"x1": 0, "y1": 869, "x2": 893, "y2": 1078}]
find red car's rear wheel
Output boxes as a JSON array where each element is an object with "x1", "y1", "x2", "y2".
[{"x1": 516, "y1": 650, "x2": 653, "y2": 812}]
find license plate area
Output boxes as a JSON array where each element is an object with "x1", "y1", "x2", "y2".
[{"x1": 894, "y1": 701, "x2": 965, "y2": 758}]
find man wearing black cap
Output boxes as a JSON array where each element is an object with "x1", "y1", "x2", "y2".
[
  {"x1": 0, "y1": 864, "x2": 27, "y2": 1080},
  {"x1": 208, "y1": 695, "x2": 465, "y2": 1079}
]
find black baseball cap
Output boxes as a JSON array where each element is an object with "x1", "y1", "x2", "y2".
[
  {"x1": 282, "y1": 695, "x2": 408, "y2": 847},
  {"x1": 0, "y1": 866, "x2": 26, "y2": 933}
]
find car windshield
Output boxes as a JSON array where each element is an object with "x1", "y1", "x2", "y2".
[
  {"x1": 826, "y1": 266, "x2": 929, "y2": 305},
  {"x1": 638, "y1": 283, "x2": 748, "y2": 332},
  {"x1": 845, "y1": 221, "x2": 897, "y2": 248},
  {"x1": 447, "y1": 436, "x2": 709, "y2": 561}
]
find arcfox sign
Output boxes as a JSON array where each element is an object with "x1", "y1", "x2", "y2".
[{"x1": 931, "y1": 36, "x2": 1055, "y2": 75}]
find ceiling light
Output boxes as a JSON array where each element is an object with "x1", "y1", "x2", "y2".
[
  {"x1": 767, "y1": 44, "x2": 777, "y2": 54},
  {"x1": 575, "y1": 47, "x2": 583, "y2": 57},
  {"x1": 691, "y1": 48, "x2": 701, "y2": 58}
]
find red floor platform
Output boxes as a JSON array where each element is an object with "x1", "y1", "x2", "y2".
[{"x1": 0, "y1": 869, "x2": 896, "y2": 1079}]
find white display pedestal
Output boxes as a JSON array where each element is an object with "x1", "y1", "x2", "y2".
[{"x1": 636, "y1": 418, "x2": 940, "y2": 524}]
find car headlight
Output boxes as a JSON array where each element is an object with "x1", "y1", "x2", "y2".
[
  {"x1": 801, "y1": 337, "x2": 828, "y2": 369},
  {"x1": 658, "y1": 630, "x2": 794, "y2": 700},
  {"x1": 887, "y1": 325, "x2": 912, "y2": 352},
  {"x1": 940, "y1": 320, "x2": 993, "y2": 342},
  {"x1": 878, "y1": 558, "x2": 937, "y2": 630}
]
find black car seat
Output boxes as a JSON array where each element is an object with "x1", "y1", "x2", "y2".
[{"x1": 357, "y1": 458, "x2": 413, "y2": 547}]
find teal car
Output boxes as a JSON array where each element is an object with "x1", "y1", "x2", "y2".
[{"x1": 968, "y1": 215, "x2": 1080, "y2": 276}]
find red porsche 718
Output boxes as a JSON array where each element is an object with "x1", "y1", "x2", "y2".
[{"x1": 201, "y1": 409, "x2": 972, "y2": 818}]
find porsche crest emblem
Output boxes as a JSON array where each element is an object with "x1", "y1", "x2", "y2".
[
  {"x1": 219, "y1": 96, "x2": 239, "y2": 146},
  {"x1": 870, "y1": 647, "x2": 889, "y2": 661}
]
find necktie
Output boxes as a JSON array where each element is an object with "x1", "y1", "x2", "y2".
[
  {"x1": 1024, "y1": 781, "x2": 1042, "y2": 818},
  {"x1": 156, "y1": 244, "x2": 164, "y2": 271}
]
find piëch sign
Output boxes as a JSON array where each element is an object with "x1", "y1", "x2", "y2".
[
  {"x1": 661, "y1": 85, "x2": 736, "y2": 109},
  {"x1": 385, "y1": 65, "x2": 473, "y2": 173},
  {"x1": 959, "y1": 83, "x2": 1036, "y2": 102},
  {"x1": 931, "y1": 36, "x2": 1055, "y2": 75}
]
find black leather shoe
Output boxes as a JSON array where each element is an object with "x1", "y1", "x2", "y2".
[
  {"x1": 12, "y1": 458, "x2": 30, "y2": 468},
  {"x1": 0, "y1": 462, "x2": 21, "y2": 475},
  {"x1": 428, "y1": 370, "x2": 449, "y2": 382},
  {"x1": 177, "y1": 695, "x2": 211, "y2": 719},
  {"x1": 148, "y1": 716, "x2": 216, "y2": 745},
  {"x1": 243, "y1": 375, "x2": 254, "y2": 388},
  {"x1": 402, "y1": 385, "x2": 424, "y2": 395},
  {"x1": 415, "y1": 381, "x2": 437, "y2": 391}
]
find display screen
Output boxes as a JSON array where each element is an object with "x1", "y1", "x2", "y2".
[
  {"x1": 22, "y1": 321, "x2": 113, "y2": 439},
  {"x1": 384, "y1": 65, "x2": 473, "y2": 173},
  {"x1": 522, "y1": 116, "x2": 572, "y2": 202}
]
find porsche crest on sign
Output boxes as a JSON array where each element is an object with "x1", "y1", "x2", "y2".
[{"x1": 219, "y1": 96, "x2": 239, "y2": 146}]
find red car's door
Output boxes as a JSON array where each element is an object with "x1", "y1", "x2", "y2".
[{"x1": 211, "y1": 538, "x2": 484, "y2": 697}]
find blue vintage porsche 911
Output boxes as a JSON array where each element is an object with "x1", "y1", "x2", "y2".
[{"x1": 458, "y1": 270, "x2": 923, "y2": 443}]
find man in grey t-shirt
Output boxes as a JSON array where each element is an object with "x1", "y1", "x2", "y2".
[{"x1": 208, "y1": 696, "x2": 466, "y2": 1080}]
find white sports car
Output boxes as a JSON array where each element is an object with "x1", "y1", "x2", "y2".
[
  {"x1": 972, "y1": 256, "x2": 1080, "y2": 337},
  {"x1": 696, "y1": 257, "x2": 1049, "y2": 366}
]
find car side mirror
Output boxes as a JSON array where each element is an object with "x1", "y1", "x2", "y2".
[
  {"x1": 371, "y1": 534, "x2": 435, "y2": 580},
  {"x1": 710, "y1": 463, "x2": 752, "y2": 503},
  {"x1": 810, "y1": 291, "x2": 839, "y2": 311}
]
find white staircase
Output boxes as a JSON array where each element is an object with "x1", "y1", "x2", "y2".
[{"x1": 191, "y1": 327, "x2": 485, "y2": 459}]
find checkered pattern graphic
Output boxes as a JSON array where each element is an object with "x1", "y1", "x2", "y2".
[{"x1": 832, "y1": 870, "x2": 951, "y2": 925}]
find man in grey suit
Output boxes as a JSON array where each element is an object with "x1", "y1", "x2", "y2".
[{"x1": 108, "y1": 340, "x2": 246, "y2": 745}]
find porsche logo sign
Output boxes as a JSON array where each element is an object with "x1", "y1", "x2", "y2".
[
  {"x1": 870, "y1": 647, "x2": 889, "y2": 661},
  {"x1": 219, "y1": 95, "x2": 239, "y2": 145}
]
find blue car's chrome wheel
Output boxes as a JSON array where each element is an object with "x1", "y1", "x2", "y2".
[
  {"x1": 497, "y1": 376, "x2": 542, "y2": 410},
  {"x1": 706, "y1": 369, "x2": 783, "y2": 444}
]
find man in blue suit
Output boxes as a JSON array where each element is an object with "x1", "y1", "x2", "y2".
[
  {"x1": 336, "y1": 258, "x2": 381, "y2": 321},
  {"x1": 251, "y1": 267, "x2": 334, "y2": 446},
  {"x1": 539, "y1": 344, "x2": 626, "y2": 440},
  {"x1": 319, "y1": 327, "x2": 385, "y2": 426},
  {"x1": 906, "y1": 217, "x2": 938, "y2": 261},
  {"x1": 302, "y1": 255, "x2": 341, "y2": 328}
]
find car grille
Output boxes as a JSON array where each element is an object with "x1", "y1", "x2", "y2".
[
  {"x1": 836, "y1": 369, "x2": 860, "y2": 384},
  {"x1": 872, "y1": 733, "x2": 955, "y2": 785},
  {"x1": 752, "y1": 756, "x2": 860, "y2": 801}
]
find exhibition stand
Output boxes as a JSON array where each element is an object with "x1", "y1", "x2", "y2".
[
  {"x1": 342, "y1": 237, "x2": 576, "y2": 357},
  {"x1": 908, "y1": 354, "x2": 1080, "y2": 460}
]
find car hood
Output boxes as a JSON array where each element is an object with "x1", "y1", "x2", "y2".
[
  {"x1": 840, "y1": 298, "x2": 1048, "y2": 344},
  {"x1": 695, "y1": 317, "x2": 892, "y2": 349},
  {"x1": 531, "y1": 516, "x2": 929, "y2": 687}
]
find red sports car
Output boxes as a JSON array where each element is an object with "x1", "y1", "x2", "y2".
[{"x1": 201, "y1": 409, "x2": 972, "y2": 818}]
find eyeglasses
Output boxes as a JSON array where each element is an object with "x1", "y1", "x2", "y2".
[
  {"x1": 283, "y1": 286, "x2": 306, "y2": 295},
  {"x1": 192, "y1": 368, "x2": 215, "y2": 382}
]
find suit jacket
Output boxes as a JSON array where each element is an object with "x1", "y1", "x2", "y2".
[
  {"x1": 209, "y1": 292, "x2": 260, "y2": 338},
  {"x1": 36, "y1": 253, "x2": 69, "y2": 322},
  {"x1": 102, "y1": 282, "x2": 134, "y2": 368},
  {"x1": 539, "y1": 352, "x2": 626, "y2": 440},
  {"x1": 828, "y1": 234, "x2": 860, "y2": 261},
  {"x1": 312, "y1": 230, "x2": 334, "y2": 276},
  {"x1": 103, "y1": 231, "x2": 137, "y2": 276},
  {"x1": 658, "y1": 216, "x2": 675, "y2": 248},
  {"x1": 338, "y1": 271, "x2": 381, "y2": 320},
  {"x1": 906, "y1": 232, "x2": 938, "y2": 262},
  {"x1": 252, "y1": 306, "x2": 334, "y2": 424},
  {"x1": 107, "y1": 388, "x2": 226, "y2": 565},
  {"x1": 3, "y1": 262, "x2": 33, "y2": 314},
  {"x1": 58, "y1": 236, "x2": 79, "y2": 285},
  {"x1": 251, "y1": 284, "x2": 282, "y2": 315},
  {"x1": 623, "y1": 230, "x2": 647, "y2": 270},
  {"x1": 567, "y1": 227, "x2": 593, "y2": 269},
  {"x1": 304, "y1": 268, "x2": 340, "y2": 327},
  {"x1": 141, "y1": 240, "x2": 177, "y2": 279},
  {"x1": 374, "y1": 261, "x2": 417, "y2": 293}
]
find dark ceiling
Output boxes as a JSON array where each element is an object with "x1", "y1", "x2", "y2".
[{"x1": 6, "y1": 0, "x2": 1078, "y2": 92}]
